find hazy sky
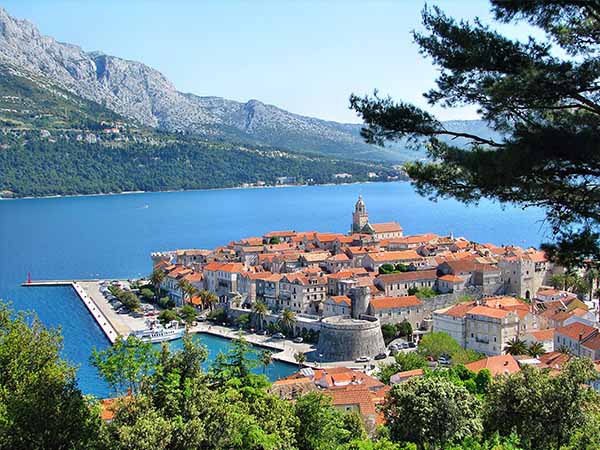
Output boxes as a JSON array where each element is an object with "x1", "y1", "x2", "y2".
[{"x1": 4, "y1": 1, "x2": 540, "y2": 123}]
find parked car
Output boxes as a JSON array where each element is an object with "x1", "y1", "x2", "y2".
[
  {"x1": 438, "y1": 354, "x2": 451, "y2": 365},
  {"x1": 293, "y1": 337, "x2": 303, "y2": 343},
  {"x1": 272, "y1": 332, "x2": 285, "y2": 339},
  {"x1": 257, "y1": 330, "x2": 268, "y2": 335},
  {"x1": 355, "y1": 356, "x2": 370, "y2": 363},
  {"x1": 401, "y1": 342, "x2": 409, "y2": 349},
  {"x1": 408, "y1": 342, "x2": 416, "y2": 348},
  {"x1": 374, "y1": 352, "x2": 387, "y2": 360}
]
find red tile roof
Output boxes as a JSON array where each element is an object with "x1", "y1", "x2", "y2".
[
  {"x1": 555, "y1": 322, "x2": 597, "y2": 341},
  {"x1": 371, "y1": 222, "x2": 403, "y2": 233},
  {"x1": 465, "y1": 355, "x2": 521, "y2": 375},
  {"x1": 369, "y1": 295, "x2": 422, "y2": 310},
  {"x1": 368, "y1": 250, "x2": 422, "y2": 263},
  {"x1": 376, "y1": 269, "x2": 437, "y2": 284}
]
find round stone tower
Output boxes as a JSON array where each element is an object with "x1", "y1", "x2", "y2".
[
  {"x1": 350, "y1": 285, "x2": 371, "y2": 319},
  {"x1": 317, "y1": 315, "x2": 386, "y2": 362}
]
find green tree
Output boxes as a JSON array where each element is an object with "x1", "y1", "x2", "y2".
[
  {"x1": 418, "y1": 332, "x2": 463, "y2": 360},
  {"x1": 269, "y1": 236, "x2": 282, "y2": 245},
  {"x1": 294, "y1": 393, "x2": 365, "y2": 450},
  {"x1": 279, "y1": 309, "x2": 297, "y2": 337},
  {"x1": 0, "y1": 302, "x2": 103, "y2": 450},
  {"x1": 377, "y1": 352, "x2": 428, "y2": 384},
  {"x1": 260, "y1": 349, "x2": 273, "y2": 374},
  {"x1": 235, "y1": 313, "x2": 251, "y2": 329},
  {"x1": 177, "y1": 279, "x2": 192, "y2": 304},
  {"x1": 396, "y1": 320, "x2": 412, "y2": 338},
  {"x1": 526, "y1": 342, "x2": 546, "y2": 358},
  {"x1": 140, "y1": 287, "x2": 155, "y2": 301},
  {"x1": 91, "y1": 335, "x2": 159, "y2": 396},
  {"x1": 350, "y1": 2, "x2": 600, "y2": 266},
  {"x1": 120, "y1": 290, "x2": 141, "y2": 311},
  {"x1": 383, "y1": 376, "x2": 482, "y2": 448},
  {"x1": 158, "y1": 309, "x2": 179, "y2": 326},
  {"x1": 503, "y1": 337, "x2": 528, "y2": 356},
  {"x1": 484, "y1": 358, "x2": 598, "y2": 450},
  {"x1": 252, "y1": 301, "x2": 269, "y2": 331},
  {"x1": 179, "y1": 304, "x2": 197, "y2": 326},
  {"x1": 294, "y1": 351, "x2": 307, "y2": 369},
  {"x1": 200, "y1": 290, "x2": 218, "y2": 311},
  {"x1": 381, "y1": 323, "x2": 398, "y2": 344},
  {"x1": 150, "y1": 268, "x2": 165, "y2": 299}
]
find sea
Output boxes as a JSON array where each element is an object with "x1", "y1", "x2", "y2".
[{"x1": 0, "y1": 181, "x2": 549, "y2": 397}]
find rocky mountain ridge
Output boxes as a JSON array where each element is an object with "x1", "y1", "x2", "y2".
[{"x1": 0, "y1": 7, "x2": 493, "y2": 162}]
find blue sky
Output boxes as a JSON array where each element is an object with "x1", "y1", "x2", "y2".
[{"x1": 4, "y1": 1, "x2": 540, "y2": 123}]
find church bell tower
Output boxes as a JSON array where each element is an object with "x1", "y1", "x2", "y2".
[{"x1": 352, "y1": 195, "x2": 369, "y2": 233}]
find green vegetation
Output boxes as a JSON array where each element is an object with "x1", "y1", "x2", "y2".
[
  {"x1": 3, "y1": 301, "x2": 600, "y2": 449},
  {"x1": 378, "y1": 264, "x2": 409, "y2": 275},
  {"x1": 407, "y1": 286, "x2": 437, "y2": 299},
  {"x1": 108, "y1": 285, "x2": 141, "y2": 311},
  {"x1": 418, "y1": 332, "x2": 483, "y2": 365},
  {"x1": 377, "y1": 352, "x2": 428, "y2": 384},
  {"x1": 350, "y1": 1, "x2": 600, "y2": 266},
  {"x1": 179, "y1": 304, "x2": 197, "y2": 326},
  {"x1": 157, "y1": 309, "x2": 179, "y2": 326}
]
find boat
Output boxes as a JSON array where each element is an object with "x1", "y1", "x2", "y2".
[{"x1": 132, "y1": 319, "x2": 184, "y2": 343}]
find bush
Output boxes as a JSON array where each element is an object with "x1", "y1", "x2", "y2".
[
  {"x1": 158, "y1": 309, "x2": 179, "y2": 326},
  {"x1": 207, "y1": 307, "x2": 227, "y2": 323},
  {"x1": 381, "y1": 324, "x2": 397, "y2": 344},
  {"x1": 140, "y1": 288, "x2": 154, "y2": 301},
  {"x1": 158, "y1": 296, "x2": 175, "y2": 309}
]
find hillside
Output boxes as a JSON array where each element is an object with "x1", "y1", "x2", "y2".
[
  {"x1": 0, "y1": 7, "x2": 491, "y2": 164},
  {"x1": 0, "y1": 68, "x2": 401, "y2": 198}
]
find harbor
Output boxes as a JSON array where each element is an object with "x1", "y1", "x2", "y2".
[{"x1": 21, "y1": 278, "x2": 321, "y2": 367}]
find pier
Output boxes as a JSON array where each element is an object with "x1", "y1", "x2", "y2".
[{"x1": 23, "y1": 279, "x2": 122, "y2": 344}]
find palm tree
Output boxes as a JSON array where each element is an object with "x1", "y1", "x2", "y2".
[
  {"x1": 504, "y1": 337, "x2": 528, "y2": 355},
  {"x1": 252, "y1": 302, "x2": 268, "y2": 330},
  {"x1": 200, "y1": 290, "x2": 218, "y2": 311},
  {"x1": 557, "y1": 344, "x2": 572, "y2": 355},
  {"x1": 185, "y1": 284, "x2": 198, "y2": 305},
  {"x1": 279, "y1": 309, "x2": 297, "y2": 337},
  {"x1": 527, "y1": 342, "x2": 546, "y2": 358},
  {"x1": 150, "y1": 269, "x2": 165, "y2": 300},
  {"x1": 260, "y1": 350, "x2": 273, "y2": 374},
  {"x1": 177, "y1": 279, "x2": 192, "y2": 304},
  {"x1": 294, "y1": 351, "x2": 306, "y2": 369}
]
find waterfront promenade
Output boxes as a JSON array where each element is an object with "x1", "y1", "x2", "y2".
[{"x1": 23, "y1": 279, "x2": 393, "y2": 371}]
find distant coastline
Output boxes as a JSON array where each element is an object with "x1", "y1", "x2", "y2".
[{"x1": 0, "y1": 179, "x2": 405, "y2": 201}]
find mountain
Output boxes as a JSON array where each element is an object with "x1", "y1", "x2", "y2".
[
  {"x1": 0, "y1": 7, "x2": 490, "y2": 163},
  {"x1": 0, "y1": 61, "x2": 401, "y2": 198}
]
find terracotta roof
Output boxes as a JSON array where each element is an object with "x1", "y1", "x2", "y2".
[
  {"x1": 385, "y1": 233, "x2": 438, "y2": 245},
  {"x1": 437, "y1": 274, "x2": 465, "y2": 283},
  {"x1": 184, "y1": 272, "x2": 203, "y2": 282},
  {"x1": 582, "y1": 333, "x2": 600, "y2": 351},
  {"x1": 466, "y1": 305, "x2": 513, "y2": 319},
  {"x1": 264, "y1": 230, "x2": 297, "y2": 238},
  {"x1": 368, "y1": 250, "x2": 422, "y2": 263},
  {"x1": 436, "y1": 301, "x2": 477, "y2": 319},
  {"x1": 526, "y1": 328, "x2": 555, "y2": 341},
  {"x1": 326, "y1": 387, "x2": 379, "y2": 416},
  {"x1": 465, "y1": 355, "x2": 521, "y2": 376},
  {"x1": 329, "y1": 295, "x2": 351, "y2": 305},
  {"x1": 389, "y1": 369, "x2": 424, "y2": 384},
  {"x1": 369, "y1": 295, "x2": 422, "y2": 310},
  {"x1": 376, "y1": 269, "x2": 437, "y2": 284},
  {"x1": 315, "y1": 233, "x2": 345, "y2": 242},
  {"x1": 538, "y1": 351, "x2": 571, "y2": 370},
  {"x1": 555, "y1": 322, "x2": 597, "y2": 341},
  {"x1": 370, "y1": 222, "x2": 403, "y2": 233}
]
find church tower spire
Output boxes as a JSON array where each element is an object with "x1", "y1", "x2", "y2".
[{"x1": 352, "y1": 195, "x2": 369, "y2": 233}]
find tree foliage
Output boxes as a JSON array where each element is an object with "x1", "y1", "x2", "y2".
[
  {"x1": 0, "y1": 302, "x2": 103, "y2": 450},
  {"x1": 350, "y1": 1, "x2": 600, "y2": 265}
]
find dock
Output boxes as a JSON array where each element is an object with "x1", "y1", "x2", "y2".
[{"x1": 23, "y1": 279, "x2": 121, "y2": 344}]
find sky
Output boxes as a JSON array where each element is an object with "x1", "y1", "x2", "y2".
[{"x1": 3, "y1": 1, "x2": 542, "y2": 123}]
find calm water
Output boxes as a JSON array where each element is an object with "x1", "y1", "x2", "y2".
[{"x1": 0, "y1": 181, "x2": 548, "y2": 397}]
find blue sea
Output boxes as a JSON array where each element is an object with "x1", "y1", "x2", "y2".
[{"x1": 0, "y1": 181, "x2": 548, "y2": 397}]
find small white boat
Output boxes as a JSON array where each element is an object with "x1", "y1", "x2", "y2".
[{"x1": 132, "y1": 319, "x2": 184, "y2": 343}]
